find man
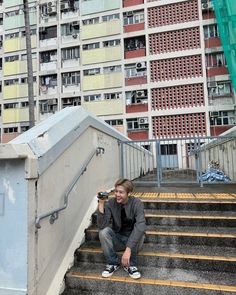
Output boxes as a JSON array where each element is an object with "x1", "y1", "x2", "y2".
[{"x1": 97, "y1": 178, "x2": 146, "y2": 279}]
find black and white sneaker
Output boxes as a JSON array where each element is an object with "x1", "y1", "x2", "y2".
[
  {"x1": 102, "y1": 264, "x2": 120, "y2": 278},
  {"x1": 123, "y1": 266, "x2": 141, "y2": 279}
]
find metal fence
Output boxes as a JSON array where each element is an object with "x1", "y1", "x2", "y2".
[{"x1": 120, "y1": 136, "x2": 236, "y2": 186}]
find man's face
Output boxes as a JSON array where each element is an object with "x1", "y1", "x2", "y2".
[{"x1": 115, "y1": 185, "x2": 129, "y2": 204}]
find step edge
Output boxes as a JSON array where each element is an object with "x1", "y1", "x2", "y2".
[
  {"x1": 67, "y1": 272, "x2": 236, "y2": 293},
  {"x1": 77, "y1": 248, "x2": 236, "y2": 262}
]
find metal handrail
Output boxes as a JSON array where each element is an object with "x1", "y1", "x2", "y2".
[{"x1": 35, "y1": 147, "x2": 105, "y2": 229}]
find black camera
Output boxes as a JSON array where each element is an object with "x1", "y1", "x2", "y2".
[{"x1": 97, "y1": 192, "x2": 109, "y2": 200}]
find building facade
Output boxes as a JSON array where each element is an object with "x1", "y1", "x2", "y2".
[{"x1": 0, "y1": 0, "x2": 235, "y2": 143}]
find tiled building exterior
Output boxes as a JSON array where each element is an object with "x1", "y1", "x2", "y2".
[{"x1": 0, "y1": 0, "x2": 235, "y2": 143}]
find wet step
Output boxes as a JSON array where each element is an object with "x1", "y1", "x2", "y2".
[{"x1": 65, "y1": 262, "x2": 236, "y2": 295}]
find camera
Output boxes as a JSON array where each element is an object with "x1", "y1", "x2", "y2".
[{"x1": 97, "y1": 191, "x2": 109, "y2": 200}]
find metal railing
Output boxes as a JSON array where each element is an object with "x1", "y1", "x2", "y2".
[
  {"x1": 120, "y1": 136, "x2": 236, "y2": 186},
  {"x1": 35, "y1": 147, "x2": 105, "y2": 229}
]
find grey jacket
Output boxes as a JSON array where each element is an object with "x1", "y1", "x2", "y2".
[{"x1": 97, "y1": 196, "x2": 146, "y2": 250}]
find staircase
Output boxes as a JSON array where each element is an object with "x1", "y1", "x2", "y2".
[{"x1": 62, "y1": 189, "x2": 236, "y2": 295}]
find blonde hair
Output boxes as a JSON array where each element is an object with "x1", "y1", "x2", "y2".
[{"x1": 115, "y1": 178, "x2": 134, "y2": 194}]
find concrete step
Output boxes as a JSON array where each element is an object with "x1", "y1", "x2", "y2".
[
  {"x1": 64, "y1": 262, "x2": 236, "y2": 295},
  {"x1": 144, "y1": 211, "x2": 236, "y2": 227},
  {"x1": 75, "y1": 245, "x2": 236, "y2": 273},
  {"x1": 85, "y1": 226, "x2": 236, "y2": 247},
  {"x1": 142, "y1": 199, "x2": 236, "y2": 211}
]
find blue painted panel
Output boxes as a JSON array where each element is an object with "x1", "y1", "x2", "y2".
[{"x1": 0, "y1": 159, "x2": 27, "y2": 295}]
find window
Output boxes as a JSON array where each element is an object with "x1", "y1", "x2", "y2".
[
  {"x1": 83, "y1": 42, "x2": 99, "y2": 50},
  {"x1": 82, "y1": 17, "x2": 99, "y2": 25},
  {"x1": 84, "y1": 94, "x2": 101, "y2": 102},
  {"x1": 105, "y1": 119, "x2": 123, "y2": 126},
  {"x1": 5, "y1": 55, "x2": 19, "y2": 62},
  {"x1": 40, "y1": 99, "x2": 57, "y2": 114},
  {"x1": 62, "y1": 72, "x2": 80, "y2": 85},
  {"x1": 208, "y1": 81, "x2": 231, "y2": 96},
  {"x1": 104, "y1": 92, "x2": 121, "y2": 100},
  {"x1": 206, "y1": 52, "x2": 226, "y2": 67},
  {"x1": 204, "y1": 24, "x2": 218, "y2": 39},
  {"x1": 5, "y1": 32, "x2": 19, "y2": 39},
  {"x1": 103, "y1": 65, "x2": 121, "y2": 74},
  {"x1": 4, "y1": 127, "x2": 18, "y2": 133},
  {"x1": 127, "y1": 117, "x2": 148, "y2": 130},
  {"x1": 21, "y1": 101, "x2": 29, "y2": 108},
  {"x1": 4, "y1": 103, "x2": 18, "y2": 109},
  {"x1": 41, "y1": 75, "x2": 57, "y2": 87},
  {"x1": 21, "y1": 53, "x2": 36, "y2": 60},
  {"x1": 210, "y1": 111, "x2": 235, "y2": 126},
  {"x1": 123, "y1": 10, "x2": 144, "y2": 25},
  {"x1": 160, "y1": 144, "x2": 177, "y2": 155},
  {"x1": 102, "y1": 13, "x2": 119, "y2": 22},
  {"x1": 4, "y1": 79, "x2": 19, "y2": 86},
  {"x1": 103, "y1": 39, "x2": 120, "y2": 47},
  {"x1": 61, "y1": 22, "x2": 80, "y2": 36},
  {"x1": 125, "y1": 64, "x2": 146, "y2": 78},
  {"x1": 61, "y1": 47, "x2": 80, "y2": 60},
  {"x1": 83, "y1": 68, "x2": 100, "y2": 76},
  {"x1": 40, "y1": 51, "x2": 57, "y2": 63}
]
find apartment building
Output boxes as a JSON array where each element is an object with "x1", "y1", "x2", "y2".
[{"x1": 0, "y1": 0, "x2": 235, "y2": 143}]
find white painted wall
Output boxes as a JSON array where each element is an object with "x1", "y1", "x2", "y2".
[{"x1": 0, "y1": 107, "x2": 146, "y2": 295}]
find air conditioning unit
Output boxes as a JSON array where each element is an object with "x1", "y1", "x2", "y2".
[
  {"x1": 61, "y1": 2, "x2": 69, "y2": 10},
  {"x1": 136, "y1": 62, "x2": 146, "y2": 71},
  {"x1": 138, "y1": 117, "x2": 148, "y2": 124},
  {"x1": 210, "y1": 111, "x2": 220, "y2": 117},
  {"x1": 136, "y1": 90, "x2": 145, "y2": 98},
  {"x1": 48, "y1": 5, "x2": 57, "y2": 14}
]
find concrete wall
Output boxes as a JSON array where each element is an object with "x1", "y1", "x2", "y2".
[{"x1": 0, "y1": 107, "x2": 147, "y2": 295}]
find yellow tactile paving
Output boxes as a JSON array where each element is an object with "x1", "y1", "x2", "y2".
[
  {"x1": 69, "y1": 272, "x2": 236, "y2": 293},
  {"x1": 79, "y1": 248, "x2": 236, "y2": 262},
  {"x1": 133, "y1": 192, "x2": 236, "y2": 199}
]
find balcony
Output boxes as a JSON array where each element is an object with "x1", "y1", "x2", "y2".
[
  {"x1": 83, "y1": 98, "x2": 123, "y2": 116},
  {"x1": 3, "y1": 60, "x2": 37, "y2": 76},
  {"x1": 81, "y1": 19, "x2": 121, "y2": 40},
  {"x1": 81, "y1": 0, "x2": 120, "y2": 16},
  {"x1": 82, "y1": 72, "x2": 122, "y2": 91},
  {"x1": 3, "y1": 84, "x2": 37, "y2": 100},
  {"x1": 4, "y1": 36, "x2": 37, "y2": 53},
  {"x1": 2, "y1": 108, "x2": 30, "y2": 124},
  {"x1": 4, "y1": 12, "x2": 36, "y2": 30},
  {"x1": 81, "y1": 46, "x2": 122, "y2": 65}
]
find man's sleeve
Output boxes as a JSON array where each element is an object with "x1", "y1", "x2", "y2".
[
  {"x1": 126, "y1": 200, "x2": 146, "y2": 249},
  {"x1": 97, "y1": 202, "x2": 112, "y2": 229}
]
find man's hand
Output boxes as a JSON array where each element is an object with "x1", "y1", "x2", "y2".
[
  {"x1": 121, "y1": 247, "x2": 131, "y2": 267},
  {"x1": 98, "y1": 199, "x2": 106, "y2": 214}
]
